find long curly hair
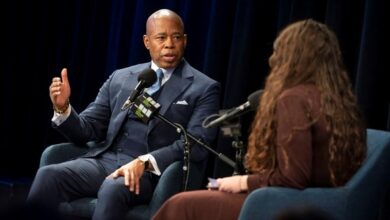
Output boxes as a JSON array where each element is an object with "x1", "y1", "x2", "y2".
[{"x1": 245, "y1": 19, "x2": 366, "y2": 186}]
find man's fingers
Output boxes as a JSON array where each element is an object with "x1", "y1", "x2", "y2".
[
  {"x1": 111, "y1": 170, "x2": 119, "y2": 179},
  {"x1": 133, "y1": 171, "x2": 141, "y2": 195},
  {"x1": 135, "y1": 178, "x2": 140, "y2": 195},
  {"x1": 50, "y1": 78, "x2": 62, "y2": 90},
  {"x1": 49, "y1": 80, "x2": 62, "y2": 97},
  {"x1": 52, "y1": 77, "x2": 61, "y2": 82},
  {"x1": 129, "y1": 172, "x2": 135, "y2": 192},
  {"x1": 124, "y1": 170, "x2": 130, "y2": 186}
]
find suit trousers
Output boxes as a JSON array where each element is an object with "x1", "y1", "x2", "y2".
[{"x1": 27, "y1": 150, "x2": 158, "y2": 220}]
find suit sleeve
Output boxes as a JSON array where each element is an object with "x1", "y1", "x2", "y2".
[{"x1": 53, "y1": 72, "x2": 114, "y2": 144}]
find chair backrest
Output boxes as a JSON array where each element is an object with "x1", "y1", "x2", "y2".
[{"x1": 344, "y1": 128, "x2": 390, "y2": 219}]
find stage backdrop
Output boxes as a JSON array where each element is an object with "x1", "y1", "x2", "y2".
[{"x1": 1, "y1": 0, "x2": 388, "y2": 179}]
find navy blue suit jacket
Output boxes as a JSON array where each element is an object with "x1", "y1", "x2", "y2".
[{"x1": 55, "y1": 60, "x2": 220, "y2": 172}]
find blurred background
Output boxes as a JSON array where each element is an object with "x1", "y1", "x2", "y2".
[{"x1": 1, "y1": 0, "x2": 388, "y2": 204}]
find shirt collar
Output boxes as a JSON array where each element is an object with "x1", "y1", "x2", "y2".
[{"x1": 150, "y1": 61, "x2": 175, "y2": 83}]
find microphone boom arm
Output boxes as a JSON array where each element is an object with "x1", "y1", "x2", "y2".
[{"x1": 154, "y1": 113, "x2": 236, "y2": 168}]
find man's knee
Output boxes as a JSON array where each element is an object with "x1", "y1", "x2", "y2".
[
  {"x1": 97, "y1": 178, "x2": 129, "y2": 202},
  {"x1": 36, "y1": 164, "x2": 63, "y2": 180}
]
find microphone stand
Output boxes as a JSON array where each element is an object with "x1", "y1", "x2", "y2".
[
  {"x1": 163, "y1": 120, "x2": 190, "y2": 191},
  {"x1": 232, "y1": 133, "x2": 245, "y2": 175},
  {"x1": 220, "y1": 121, "x2": 246, "y2": 175}
]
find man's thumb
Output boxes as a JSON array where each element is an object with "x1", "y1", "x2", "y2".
[{"x1": 61, "y1": 68, "x2": 69, "y2": 85}]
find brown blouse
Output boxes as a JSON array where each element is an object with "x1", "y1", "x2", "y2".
[{"x1": 248, "y1": 84, "x2": 332, "y2": 191}]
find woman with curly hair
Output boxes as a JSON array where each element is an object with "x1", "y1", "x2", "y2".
[{"x1": 152, "y1": 19, "x2": 367, "y2": 220}]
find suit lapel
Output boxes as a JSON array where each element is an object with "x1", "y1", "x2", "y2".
[
  {"x1": 148, "y1": 61, "x2": 193, "y2": 130},
  {"x1": 158, "y1": 73, "x2": 192, "y2": 115}
]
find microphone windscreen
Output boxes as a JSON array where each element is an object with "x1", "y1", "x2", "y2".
[
  {"x1": 247, "y1": 89, "x2": 263, "y2": 111},
  {"x1": 138, "y1": 68, "x2": 157, "y2": 87}
]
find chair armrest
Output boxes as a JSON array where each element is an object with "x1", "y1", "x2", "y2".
[
  {"x1": 126, "y1": 160, "x2": 206, "y2": 220},
  {"x1": 148, "y1": 160, "x2": 206, "y2": 215},
  {"x1": 239, "y1": 187, "x2": 348, "y2": 220},
  {"x1": 39, "y1": 142, "x2": 94, "y2": 167}
]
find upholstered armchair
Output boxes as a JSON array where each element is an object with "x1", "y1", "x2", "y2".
[
  {"x1": 39, "y1": 142, "x2": 207, "y2": 220},
  {"x1": 239, "y1": 129, "x2": 390, "y2": 220}
]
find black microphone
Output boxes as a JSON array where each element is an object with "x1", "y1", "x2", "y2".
[
  {"x1": 203, "y1": 89, "x2": 263, "y2": 128},
  {"x1": 121, "y1": 68, "x2": 157, "y2": 110}
]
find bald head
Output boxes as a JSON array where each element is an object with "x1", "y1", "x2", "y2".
[
  {"x1": 146, "y1": 9, "x2": 184, "y2": 35},
  {"x1": 143, "y1": 9, "x2": 187, "y2": 69}
]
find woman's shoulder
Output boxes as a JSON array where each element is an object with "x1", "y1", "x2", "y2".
[
  {"x1": 278, "y1": 84, "x2": 322, "y2": 116},
  {"x1": 280, "y1": 84, "x2": 320, "y2": 100}
]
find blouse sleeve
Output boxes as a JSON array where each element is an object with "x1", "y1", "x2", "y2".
[{"x1": 247, "y1": 93, "x2": 313, "y2": 192}]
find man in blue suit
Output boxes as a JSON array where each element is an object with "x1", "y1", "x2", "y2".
[{"x1": 27, "y1": 9, "x2": 220, "y2": 220}]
